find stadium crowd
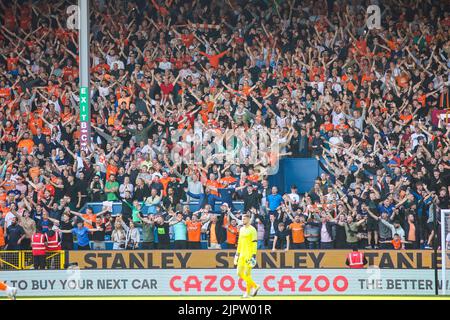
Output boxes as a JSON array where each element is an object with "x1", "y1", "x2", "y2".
[{"x1": 0, "y1": 0, "x2": 449, "y2": 253}]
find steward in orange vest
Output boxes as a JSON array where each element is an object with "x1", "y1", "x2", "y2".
[{"x1": 345, "y1": 247, "x2": 368, "y2": 268}]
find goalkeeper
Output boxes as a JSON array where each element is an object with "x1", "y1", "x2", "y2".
[{"x1": 234, "y1": 213, "x2": 260, "y2": 298}]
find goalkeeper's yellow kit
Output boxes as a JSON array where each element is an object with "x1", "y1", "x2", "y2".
[{"x1": 236, "y1": 225, "x2": 257, "y2": 294}]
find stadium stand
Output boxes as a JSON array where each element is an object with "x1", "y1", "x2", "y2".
[{"x1": 0, "y1": 0, "x2": 448, "y2": 254}]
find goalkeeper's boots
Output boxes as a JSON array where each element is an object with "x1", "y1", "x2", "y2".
[
  {"x1": 250, "y1": 284, "x2": 261, "y2": 297},
  {"x1": 242, "y1": 292, "x2": 250, "y2": 299},
  {"x1": 7, "y1": 287, "x2": 17, "y2": 300}
]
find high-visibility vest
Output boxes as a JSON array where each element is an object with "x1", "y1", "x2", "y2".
[
  {"x1": 347, "y1": 252, "x2": 365, "y2": 268},
  {"x1": 31, "y1": 233, "x2": 46, "y2": 256},
  {"x1": 45, "y1": 232, "x2": 61, "y2": 251}
]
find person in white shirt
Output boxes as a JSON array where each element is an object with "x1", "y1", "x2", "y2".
[
  {"x1": 105, "y1": 49, "x2": 117, "y2": 67},
  {"x1": 288, "y1": 185, "x2": 300, "y2": 205},
  {"x1": 112, "y1": 59, "x2": 124, "y2": 70},
  {"x1": 158, "y1": 56, "x2": 172, "y2": 71},
  {"x1": 331, "y1": 105, "x2": 346, "y2": 126},
  {"x1": 328, "y1": 131, "x2": 344, "y2": 153}
]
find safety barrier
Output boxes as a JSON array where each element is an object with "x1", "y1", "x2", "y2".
[
  {"x1": 0, "y1": 251, "x2": 22, "y2": 270},
  {"x1": 0, "y1": 251, "x2": 66, "y2": 270}
]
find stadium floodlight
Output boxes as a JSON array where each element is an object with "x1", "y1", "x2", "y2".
[
  {"x1": 79, "y1": 0, "x2": 91, "y2": 153},
  {"x1": 441, "y1": 209, "x2": 450, "y2": 295}
]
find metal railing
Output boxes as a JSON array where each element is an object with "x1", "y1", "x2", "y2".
[{"x1": 0, "y1": 251, "x2": 65, "y2": 270}]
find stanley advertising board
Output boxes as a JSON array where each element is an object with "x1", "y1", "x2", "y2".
[{"x1": 67, "y1": 250, "x2": 450, "y2": 269}]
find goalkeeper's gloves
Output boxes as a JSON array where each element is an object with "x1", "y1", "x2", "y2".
[
  {"x1": 248, "y1": 255, "x2": 257, "y2": 268},
  {"x1": 234, "y1": 254, "x2": 239, "y2": 266}
]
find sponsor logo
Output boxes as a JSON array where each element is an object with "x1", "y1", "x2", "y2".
[{"x1": 169, "y1": 274, "x2": 349, "y2": 293}]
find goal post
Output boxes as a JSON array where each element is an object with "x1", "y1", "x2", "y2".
[{"x1": 441, "y1": 209, "x2": 450, "y2": 296}]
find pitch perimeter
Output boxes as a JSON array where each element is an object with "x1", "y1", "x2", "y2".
[{"x1": 6, "y1": 295, "x2": 450, "y2": 300}]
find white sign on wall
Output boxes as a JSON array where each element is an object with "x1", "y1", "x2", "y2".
[{"x1": 2, "y1": 269, "x2": 446, "y2": 297}]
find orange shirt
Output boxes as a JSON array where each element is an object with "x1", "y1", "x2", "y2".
[
  {"x1": 309, "y1": 66, "x2": 324, "y2": 81},
  {"x1": 181, "y1": 34, "x2": 194, "y2": 47},
  {"x1": 342, "y1": 74, "x2": 357, "y2": 92},
  {"x1": 82, "y1": 213, "x2": 97, "y2": 229},
  {"x1": 105, "y1": 164, "x2": 118, "y2": 181},
  {"x1": 107, "y1": 114, "x2": 118, "y2": 126},
  {"x1": 92, "y1": 63, "x2": 110, "y2": 73},
  {"x1": 242, "y1": 85, "x2": 252, "y2": 96},
  {"x1": 28, "y1": 116, "x2": 43, "y2": 135},
  {"x1": 2, "y1": 180, "x2": 15, "y2": 192},
  {"x1": 206, "y1": 180, "x2": 221, "y2": 196},
  {"x1": 386, "y1": 39, "x2": 398, "y2": 51},
  {"x1": 6, "y1": 57, "x2": 19, "y2": 71},
  {"x1": 160, "y1": 177, "x2": 174, "y2": 197},
  {"x1": 199, "y1": 108, "x2": 210, "y2": 123},
  {"x1": 29, "y1": 166, "x2": 41, "y2": 179},
  {"x1": 361, "y1": 73, "x2": 374, "y2": 84},
  {"x1": 61, "y1": 111, "x2": 72, "y2": 123},
  {"x1": 247, "y1": 175, "x2": 260, "y2": 183},
  {"x1": 209, "y1": 223, "x2": 218, "y2": 244},
  {"x1": 17, "y1": 139, "x2": 34, "y2": 154},
  {"x1": 42, "y1": 127, "x2": 51, "y2": 136},
  {"x1": 320, "y1": 122, "x2": 334, "y2": 132},
  {"x1": 226, "y1": 225, "x2": 238, "y2": 245},
  {"x1": 220, "y1": 176, "x2": 237, "y2": 185},
  {"x1": 186, "y1": 221, "x2": 202, "y2": 242},
  {"x1": 355, "y1": 97, "x2": 370, "y2": 108},
  {"x1": 0, "y1": 88, "x2": 12, "y2": 99},
  {"x1": 118, "y1": 96, "x2": 131, "y2": 109},
  {"x1": 199, "y1": 50, "x2": 228, "y2": 68},
  {"x1": 63, "y1": 66, "x2": 77, "y2": 80},
  {"x1": 0, "y1": 225, "x2": 5, "y2": 247},
  {"x1": 355, "y1": 39, "x2": 367, "y2": 53},
  {"x1": 335, "y1": 124, "x2": 350, "y2": 130},
  {"x1": 289, "y1": 222, "x2": 305, "y2": 244},
  {"x1": 399, "y1": 114, "x2": 413, "y2": 122},
  {"x1": 0, "y1": 206, "x2": 9, "y2": 218},
  {"x1": 392, "y1": 239, "x2": 402, "y2": 250},
  {"x1": 417, "y1": 94, "x2": 426, "y2": 107}
]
